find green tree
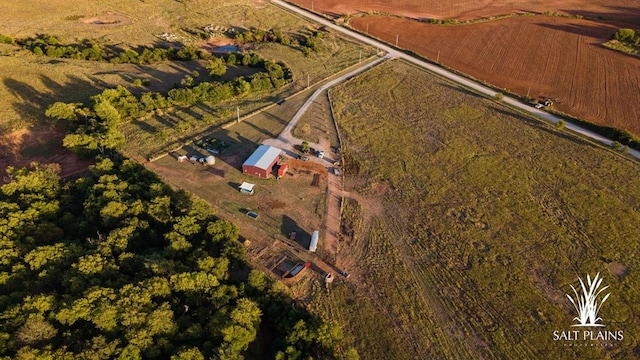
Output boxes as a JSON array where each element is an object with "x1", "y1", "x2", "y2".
[
  {"x1": 171, "y1": 348, "x2": 205, "y2": 360},
  {"x1": 206, "y1": 58, "x2": 227, "y2": 78},
  {"x1": 614, "y1": 28, "x2": 636, "y2": 43},
  {"x1": 15, "y1": 315, "x2": 58, "y2": 346},
  {"x1": 45, "y1": 102, "x2": 82, "y2": 121},
  {"x1": 301, "y1": 141, "x2": 310, "y2": 153}
]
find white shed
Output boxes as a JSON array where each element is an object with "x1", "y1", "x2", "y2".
[{"x1": 309, "y1": 230, "x2": 319, "y2": 252}]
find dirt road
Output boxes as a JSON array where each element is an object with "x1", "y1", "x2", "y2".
[{"x1": 263, "y1": 57, "x2": 389, "y2": 257}]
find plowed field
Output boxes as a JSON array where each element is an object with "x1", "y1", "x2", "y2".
[
  {"x1": 349, "y1": 16, "x2": 640, "y2": 135},
  {"x1": 292, "y1": 0, "x2": 640, "y2": 22},
  {"x1": 289, "y1": 0, "x2": 640, "y2": 135}
]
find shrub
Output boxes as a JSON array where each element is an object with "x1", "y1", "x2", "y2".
[
  {"x1": 614, "y1": 28, "x2": 636, "y2": 43},
  {"x1": 0, "y1": 34, "x2": 14, "y2": 44}
]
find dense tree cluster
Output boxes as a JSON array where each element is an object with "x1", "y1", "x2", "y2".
[
  {"x1": 234, "y1": 28, "x2": 325, "y2": 56},
  {"x1": 614, "y1": 28, "x2": 639, "y2": 45},
  {"x1": 234, "y1": 28, "x2": 292, "y2": 47},
  {"x1": 0, "y1": 159, "x2": 350, "y2": 359},
  {"x1": 9, "y1": 34, "x2": 212, "y2": 64}
]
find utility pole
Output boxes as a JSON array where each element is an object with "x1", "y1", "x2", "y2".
[
  {"x1": 311, "y1": 0, "x2": 314, "y2": 11},
  {"x1": 307, "y1": 73, "x2": 310, "y2": 88},
  {"x1": 437, "y1": 50, "x2": 440, "y2": 63},
  {"x1": 395, "y1": 34, "x2": 399, "y2": 47},
  {"x1": 236, "y1": 106, "x2": 240, "y2": 124},
  {"x1": 366, "y1": 23, "x2": 369, "y2": 34},
  {"x1": 526, "y1": 87, "x2": 531, "y2": 98},
  {"x1": 359, "y1": 49, "x2": 361, "y2": 63}
]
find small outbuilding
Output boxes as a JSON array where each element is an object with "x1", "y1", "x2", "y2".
[
  {"x1": 242, "y1": 145, "x2": 282, "y2": 178},
  {"x1": 238, "y1": 182, "x2": 255, "y2": 195},
  {"x1": 277, "y1": 163, "x2": 288, "y2": 178}
]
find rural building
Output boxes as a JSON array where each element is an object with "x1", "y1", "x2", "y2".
[{"x1": 242, "y1": 145, "x2": 282, "y2": 178}]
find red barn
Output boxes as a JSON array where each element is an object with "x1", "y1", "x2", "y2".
[{"x1": 242, "y1": 145, "x2": 282, "y2": 178}]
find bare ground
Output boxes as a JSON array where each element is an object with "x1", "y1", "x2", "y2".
[{"x1": 0, "y1": 127, "x2": 94, "y2": 184}]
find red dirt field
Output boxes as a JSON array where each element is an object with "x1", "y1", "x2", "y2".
[
  {"x1": 349, "y1": 15, "x2": 640, "y2": 135},
  {"x1": 0, "y1": 127, "x2": 94, "y2": 184},
  {"x1": 291, "y1": 0, "x2": 640, "y2": 22}
]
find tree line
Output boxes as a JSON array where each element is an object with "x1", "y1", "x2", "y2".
[
  {"x1": 1, "y1": 28, "x2": 327, "y2": 63},
  {"x1": 234, "y1": 28, "x2": 326, "y2": 56},
  {"x1": 45, "y1": 52, "x2": 291, "y2": 156},
  {"x1": 0, "y1": 159, "x2": 353, "y2": 359},
  {"x1": 0, "y1": 33, "x2": 210, "y2": 64}
]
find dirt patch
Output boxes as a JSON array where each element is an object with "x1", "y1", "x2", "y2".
[
  {"x1": 607, "y1": 262, "x2": 629, "y2": 278},
  {"x1": 0, "y1": 127, "x2": 93, "y2": 184},
  {"x1": 81, "y1": 14, "x2": 128, "y2": 26},
  {"x1": 350, "y1": 15, "x2": 640, "y2": 136},
  {"x1": 199, "y1": 38, "x2": 240, "y2": 52},
  {"x1": 288, "y1": 158, "x2": 329, "y2": 174}
]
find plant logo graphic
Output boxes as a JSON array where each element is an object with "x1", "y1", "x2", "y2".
[{"x1": 567, "y1": 273, "x2": 610, "y2": 327}]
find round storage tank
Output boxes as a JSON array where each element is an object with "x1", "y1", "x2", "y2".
[{"x1": 205, "y1": 156, "x2": 216, "y2": 165}]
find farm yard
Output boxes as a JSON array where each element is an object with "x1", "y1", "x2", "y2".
[
  {"x1": 288, "y1": 0, "x2": 640, "y2": 137},
  {"x1": 143, "y1": 121, "x2": 335, "y2": 280},
  {"x1": 308, "y1": 59, "x2": 640, "y2": 359}
]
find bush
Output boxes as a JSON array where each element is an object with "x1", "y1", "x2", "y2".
[
  {"x1": 614, "y1": 28, "x2": 636, "y2": 43},
  {"x1": 0, "y1": 34, "x2": 14, "y2": 44},
  {"x1": 494, "y1": 92, "x2": 504, "y2": 101}
]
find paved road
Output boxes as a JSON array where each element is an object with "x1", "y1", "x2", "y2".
[{"x1": 271, "y1": 0, "x2": 640, "y2": 160}]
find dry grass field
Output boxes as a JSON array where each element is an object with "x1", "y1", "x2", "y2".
[
  {"x1": 308, "y1": 59, "x2": 640, "y2": 359},
  {"x1": 1, "y1": 0, "x2": 304, "y2": 46}
]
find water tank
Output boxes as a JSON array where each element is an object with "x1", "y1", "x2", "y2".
[
  {"x1": 309, "y1": 230, "x2": 319, "y2": 252},
  {"x1": 205, "y1": 155, "x2": 216, "y2": 165}
]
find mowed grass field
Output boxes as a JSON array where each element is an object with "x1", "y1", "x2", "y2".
[{"x1": 310, "y1": 59, "x2": 640, "y2": 359}]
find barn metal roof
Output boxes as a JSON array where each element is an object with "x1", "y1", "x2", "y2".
[{"x1": 242, "y1": 145, "x2": 281, "y2": 170}]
